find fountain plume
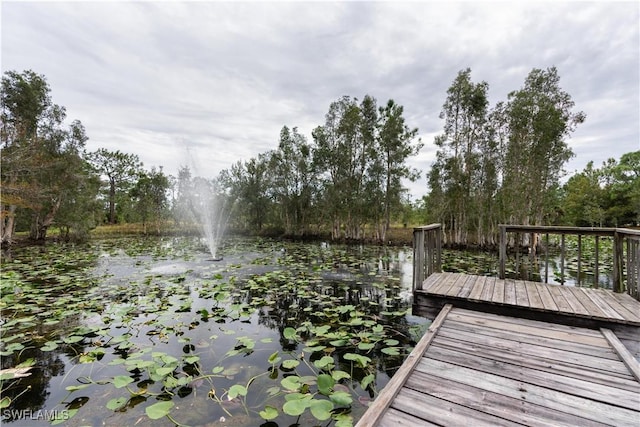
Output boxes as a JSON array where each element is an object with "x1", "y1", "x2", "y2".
[{"x1": 182, "y1": 149, "x2": 234, "y2": 261}]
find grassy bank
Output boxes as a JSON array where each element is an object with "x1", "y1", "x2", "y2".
[{"x1": 88, "y1": 223, "x2": 416, "y2": 246}]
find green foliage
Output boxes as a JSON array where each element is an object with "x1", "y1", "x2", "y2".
[
  {"x1": 87, "y1": 148, "x2": 143, "y2": 224},
  {"x1": 601, "y1": 151, "x2": 640, "y2": 226},
  {"x1": 128, "y1": 166, "x2": 171, "y2": 233},
  {"x1": 562, "y1": 152, "x2": 640, "y2": 227},
  {"x1": 428, "y1": 68, "x2": 494, "y2": 245},
  {"x1": 1, "y1": 69, "x2": 98, "y2": 243},
  {"x1": 216, "y1": 94, "x2": 421, "y2": 241},
  {"x1": 563, "y1": 161, "x2": 605, "y2": 226},
  {"x1": 427, "y1": 67, "x2": 586, "y2": 245},
  {"x1": 499, "y1": 67, "x2": 585, "y2": 227},
  {"x1": 259, "y1": 405, "x2": 278, "y2": 420},
  {"x1": 218, "y1": 154, "x2": 273, "y2": 231},
  {"x1": 271, "y1": 126, "x2": 317, "y2": 235},
  {"x1": 112, "y1": 375, "x2": 134, "y2": 389}
]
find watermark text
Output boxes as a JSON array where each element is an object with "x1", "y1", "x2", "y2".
[{"x1": 2, "y1": 409, "x2": 70, "y2": 422}]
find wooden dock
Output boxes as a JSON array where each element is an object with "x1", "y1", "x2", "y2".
[
  {"x1": 413, "y1": 272, "x2": 640, "y2": 328},
  {"x1": 356, "y1": 304, "x2": 640, "y2": 426},
  {"x1": 412, "y1": 272, "x2": 640, "y2": 360}
]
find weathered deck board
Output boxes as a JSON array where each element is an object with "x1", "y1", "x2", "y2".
[
  {"x1": 404, "y1": 371, "x2": 607, "y2": 427},
  {"x1": 434, "y1": 329, "x2": 629, "y2": 375},
  {"x1": 611, "y1": 292, "x2": 640, "y2": 322},
  {"x1": 481, "y1": 276, "x2": 496, "y2": 300},
  {"x1": 492, "y1": 278, "x2": 505, "y2": 303},
  {"x1": 442, "y1": 319, "x2": 618, "y2": 359},
  {"x1": 514, "y1": 280, "x2": 529, "y2": 306},
  {"x1": 467, "y1": 275, "x2": 487, "y2": 300},
  {"x1": 416, "y1": 272, "x2": 640, "y2": 326},
  {"x1": 567, "y1": 286, "x2": 608, "y2": 317},
  {"x1": 430, "y1": 340, "x2": 639, "y2": 391},
  {"x1": 355, "y1": 305, "x2": 640, "y2": 427},
  {"x1": 417, "y1": 358, "x2": 639, "y2": 425},
  {"x1": 524, "y1": 281, "x2": 544, "y2": 309},
  {"x1": 456, "y1": 274, "x2": 477, "y2": 298},
  {"x1": 392, "y1": 387, "x2": 522, "y2": 427},
  {"x1": 377, "y1": 408, "x2": 439, "y2": 427}
]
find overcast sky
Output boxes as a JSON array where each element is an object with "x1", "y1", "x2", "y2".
[{"x1": 2, "y1": 1, "x2": 639, "y2": 199}]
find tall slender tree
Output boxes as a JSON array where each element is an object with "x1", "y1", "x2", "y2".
[
  {"x1": 376, "y1": 99, "x2": 421, "y2": 242},
  {"x1": 498, "y1": 66, "x2": 585, "y2": 226},
  {"x1": 129, "y1": 166, "x2": 171, "y2": 233},
  {"x1": 428, "y1": 69, "x2": 489, "y2": 244},
  {"x1": 271, "y1": 126, "x2": 316, "y2": 235},
  {"x1": 218, "y1": 154, "x2": 272, "y2": 232},
  {"x1": 312, "y1": 96, "x2": 366, "y2": 239},
  {"x1": 88, "y1": 148, "x2": 142, "y2": 224}
]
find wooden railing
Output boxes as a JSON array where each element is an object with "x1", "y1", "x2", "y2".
[
  {"x1": 498, "y1": 225, "x2": 640, "y2": 299},
  {"x1": 413, "y1": 224, "x2": 442, "y2": 292},
  {"x1": 412, "y1": 223, "x2": 639, "y2": 299}
]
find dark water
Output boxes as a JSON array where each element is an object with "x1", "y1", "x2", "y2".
[
  {"x1": 0, "y1": 236, "x2": 613, "y2": 427},
  {"x1": 0, "y1": 237, "x2": 427, "y2": 427}
]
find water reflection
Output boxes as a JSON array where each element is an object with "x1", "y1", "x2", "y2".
[{"x1": 1, "y1": 237, "x2": 426, "y2": 426}]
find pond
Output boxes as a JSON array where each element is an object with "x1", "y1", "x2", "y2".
[{"x1": 1, "y1": 236, "x2": 430, "y2": 427}]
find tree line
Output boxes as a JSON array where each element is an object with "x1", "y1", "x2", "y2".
[
  {"x1": 1, "y1": 69, "x2": 638, "y2": 247},
  {"x1": 421, "y1": 67, "x2": 638, "y2": 246},
  {"x1": 214, "y1": 95, "x2": 422, "y2": 242}
]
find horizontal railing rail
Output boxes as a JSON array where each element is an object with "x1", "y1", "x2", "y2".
[
  {"x1": 499, "y1": 225, "x2": 640, "y2": 299},
  {"x1": 413, "y1": 224, "x2": 442, "y2": 292}
]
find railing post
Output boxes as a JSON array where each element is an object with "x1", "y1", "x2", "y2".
[
  {"x1": 613, "y1": 230, "x2": 623, "y2": 293},
  {"x1": 595, "y1": 236, "x2": 600, "y2": 288},
  {"x1": 577, "y1": 235, "x2": 582, "y2": 286},
  {"x1": 499, "y1": 225, "x2": 506, "y2": 279},
  {"x1": 634, "y1": 238, "x2": 640, "y2": 298},
  {"x1": 436, "y1": 226, "x2": 442, "y2": 272},
  {"x1": 426, "y1": 229, "x2": 433, "y2": 277},
  {"x1": 545, "y1": 233, "x2": 549, "y2": 283},
  {"x1": 560, "y1": 234, "x2": 565, "y2": 285},
  {"x1": 413, "y1": 228, "x2": 424, "y2": 292}
]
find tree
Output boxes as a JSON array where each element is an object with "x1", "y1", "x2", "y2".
[
  {"x1": 88, "y1": 148, "x2": 142, "y2": 224},
  {"x1": 375, "y1": 99, "x2": 421, "y2": 242},
  {"x1": 563, "y1": 161, "x2": 605, "y2": 226},
  {"x1": 1, "y1": 70, "x2": 95, "y2": 243},
  {"x1": 54, "y1": 153, "x2": 102, "y2": 242},
  {"x1": 312, "y1": 96, "x2": 367, "y2": 239},
  {"x1": 173, "y1": 165, "x2": 193, "y2": 226},
  {"x1": 1, "y1": 70, "x2": 51, "y2": 243},
  {"x1": 601, "y1": 151, "x2": 640, "y2": 226},
  {"x1": 270, "y1": 126, "x2": 317, "y2": 235},
  {"x1": 428, "y1": 69, "x2": 490, "y2": 244},
  {"x1": 312, "y1": 95, "x2": 420, "y2": 241},
  {"x1": 129, "y1": 167, "x2": 171, "y2": 233},
  {"x1": 218, "y1": 154, "x2": 272, "y2": 232},
  {"x1": 498, "y1": 66, "x2": 585, "y2": 226}
]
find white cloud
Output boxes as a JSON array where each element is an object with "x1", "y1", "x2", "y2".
[{"x1": 2, "y1": 1, "x2": 638, "y2": 199}]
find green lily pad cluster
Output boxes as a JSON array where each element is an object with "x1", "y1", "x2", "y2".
[{"x1": 0, "y1": 236, "x2": 428, "y2": 426}]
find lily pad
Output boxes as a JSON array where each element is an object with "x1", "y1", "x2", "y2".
[
  {"x1": 106, "y1": 397, "x2": 127, "y2": 410},
  {"x1": 282, "y1": 359, "x2": 300, "y2": 369},
  {"x1": 112, "y1": 375, "x2": 134, "y2": 389},
  {"x1": 259, "y1": 405, "x2": 279, "y2": 420},
  {"x1": 310, "y1": 399, "x2": 334, "y2": 421},
  {"x1": 317, "y1": 374, "x2": 335, "y2": 395},
  {"x1": 145, "y1": 401, "x2": 174, "y2": 420},
  {"x1": 282, "y1": 395, "x2": 311, "y2": 416}
]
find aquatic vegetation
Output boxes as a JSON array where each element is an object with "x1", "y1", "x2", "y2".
[{"x1": 0, "y1": 237, "x2": 428, "y2": 426}]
